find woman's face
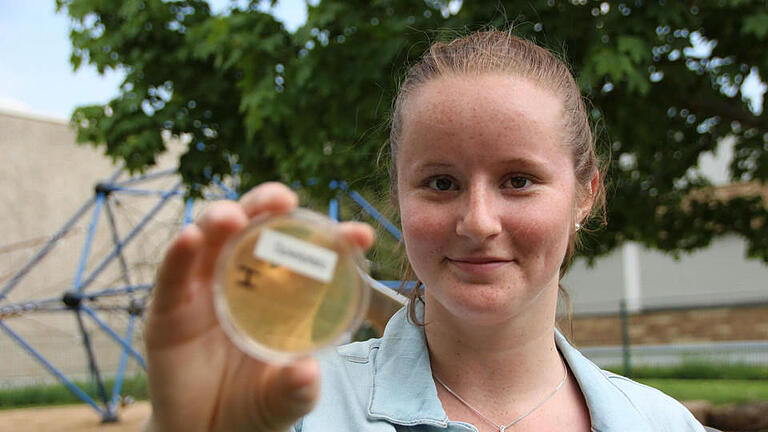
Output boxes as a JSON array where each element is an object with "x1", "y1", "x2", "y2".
[{"x1": 396, "y1": 74, "x2": 590, "y2": 324}]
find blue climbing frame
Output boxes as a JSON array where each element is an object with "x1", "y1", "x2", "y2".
[{"x1": 0, "y1": 167, "x2": 195, "y2": 422}]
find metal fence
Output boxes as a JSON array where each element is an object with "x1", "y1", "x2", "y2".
[
  {"x1": 570, "y1": 299, "x2": 768, "y2": 373},
  {"x1": 582, "y1": 340, "x2": 768, "y2": 369}
]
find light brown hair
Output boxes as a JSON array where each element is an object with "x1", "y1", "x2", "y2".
[{"x1": 388, "y1": 29, "x2": 607, "y2": 325}]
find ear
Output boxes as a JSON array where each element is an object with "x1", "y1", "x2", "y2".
[{"x1": 576, "y1": 169, "x2": 600, "y2": 225}]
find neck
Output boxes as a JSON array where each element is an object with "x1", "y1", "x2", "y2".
[{"x1": 423, "y1": 285, "x2": 565, "y2": 413}]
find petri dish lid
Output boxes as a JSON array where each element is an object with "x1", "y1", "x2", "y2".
[{"x1": 214, "y1": 208, "x2": 370, "y2": 363}]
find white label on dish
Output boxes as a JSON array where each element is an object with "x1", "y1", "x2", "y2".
[{"x1": 254, "y1": 229, "x2": 338, "y2": 283}]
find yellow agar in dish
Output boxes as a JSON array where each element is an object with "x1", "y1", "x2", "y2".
[{"x1": 215, "y1": 210, "x2": 369, "y2": 361}]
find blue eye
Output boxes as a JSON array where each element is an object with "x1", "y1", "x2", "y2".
[
  {"x1": 503, "y1": 176, "x2": 530, "y2": 189},
  {"x1": 428, "y1": 177, "x2": 457, "y2": 191}
]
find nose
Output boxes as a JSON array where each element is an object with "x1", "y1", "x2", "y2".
[{"x1": 455, "y1": 184, "x2": 502, "y2": 241}]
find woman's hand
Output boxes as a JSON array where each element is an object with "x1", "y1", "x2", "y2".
[{"x1": 144, "y1": 182, "x2": 375, "y2": 432}]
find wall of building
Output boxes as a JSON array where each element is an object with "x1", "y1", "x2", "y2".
[
  {"x1": 565, "y1": 304, "x2": 768, "y2": 347},
  {"x1": 564, "y1": 238, "x2": 768, "y2": 315},
  {"x1": 0, "y1": 109, "x2": 187, "y2": 386},
  {"x1": 640, "y1": 236, "x2": 768, "y2": 308}
]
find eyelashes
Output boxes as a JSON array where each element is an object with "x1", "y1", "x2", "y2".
[
  {"x1": 426, "y1": 176, "x2": 458, "y2": 191},
  {"x1": 422, "y1": 175, "x2": 534, "y2": 192},
  {"x1": 502, "y1": 176, "x2": 531, "y2": 189}
]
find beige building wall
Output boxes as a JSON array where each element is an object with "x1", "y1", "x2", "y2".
[
  {"x1": 565, "y1": 237, "x2": 768, "y2": 316},
  {"x1": 0, "y1": 109, "x2": 189, "y2": 386}
]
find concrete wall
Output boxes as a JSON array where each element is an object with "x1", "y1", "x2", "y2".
[
  {"x1": 564, "y1": 249, "x2": 625, "y2": 315},
  {"x1": 564, "y1": 238, "x2": 768, "y2": 315},
  {"x1": 566, "y1": 305, "x2": 768, "y2": 346},
  {"x1": 0, "y1": 109, "x2": 187, "y2": 386},
  {"x1": 640, "y1": 236, "x2": 768, "y2": 309}
]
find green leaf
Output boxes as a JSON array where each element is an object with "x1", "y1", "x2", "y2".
[
  {"x1": 617, "y1": 36, "x2": 650, "y2": 64},
  {"x1": 742, "y1": 13, "x2": 768, "y2": 40}
]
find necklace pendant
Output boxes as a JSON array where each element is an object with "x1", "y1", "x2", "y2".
[{"x1": 499, "y1": 427, "x2": 506, "y2": 432}]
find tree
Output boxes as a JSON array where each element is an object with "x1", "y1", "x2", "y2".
[{"x1": 57, "y1": 0, "x2": 768, "y2": 261}]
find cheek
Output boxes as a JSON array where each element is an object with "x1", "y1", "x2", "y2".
[
  {"x1": 399, "y1": 199, "x2": 450, "y2": 257},
  {"x1": 507, "y1": 200, "x2": 572, "y2": 265}
]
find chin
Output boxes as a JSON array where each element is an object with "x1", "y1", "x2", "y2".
[{"x1": 428, "y1": 281, "x2": 529, "y2": 325}]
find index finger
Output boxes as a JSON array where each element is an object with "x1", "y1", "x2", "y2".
[
  {"x1": 339, "y1": 222, "x2": 376, "y2": 251},
  {"x1": 239, "y1": 182, "x2": 298, "y2": 218},
  {"x1": 151, "y1": 224, "x2": 205, "y2": 315}
]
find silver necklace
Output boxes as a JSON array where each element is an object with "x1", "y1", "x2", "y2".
[{"x1": 433, "y1": 357, "x2": 568, "y2": 432}]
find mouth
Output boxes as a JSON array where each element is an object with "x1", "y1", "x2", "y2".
[{"x1": 446, "y1": 256, "x2": 513, "y2": 275}]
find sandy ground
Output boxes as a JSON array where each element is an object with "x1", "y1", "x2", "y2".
[{"x1": 0, "y1": 401, "x2": 151, "y2": 432}]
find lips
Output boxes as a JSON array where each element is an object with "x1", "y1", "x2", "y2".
[{"x1": 446, "y1": 256, "x2": 513, "y2": 276}]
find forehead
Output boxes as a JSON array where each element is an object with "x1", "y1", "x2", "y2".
[
  {"x1": 398, "y1": 74, "x2": 565, "y2": 160},
  {"x1": 403, "y1": 73, "x2": 561, "y2": 129}
]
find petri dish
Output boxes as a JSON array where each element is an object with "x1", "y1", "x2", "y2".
[{"x1": 214, "y1": 208, "x2": 370, "y2": 363}]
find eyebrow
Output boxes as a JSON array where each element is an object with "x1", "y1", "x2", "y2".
[
  {"x1": 413, "y1": 157, "x2": 548, "y2": 172},
  {"x1": 416, "y1": 162, "x2": 453, "y2": 170},
  {"x1": 496, "y1": 156, "x2": 549, "y2": 169}
]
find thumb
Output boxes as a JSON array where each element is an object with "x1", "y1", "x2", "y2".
[{"x1": 260, "y1": 357, "x2": 321, "y2": 430}]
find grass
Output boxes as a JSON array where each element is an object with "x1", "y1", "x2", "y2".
[
  {"x1": 0, "y1": 375, "x2": 147, "y2": 410},
  {"x1": 636, "y1": 378, "x2": 768, "y2": 406},
  {"x1": 606, "y1": 362, "x2": 768, "y2": 405},
  {"x1": 606, "y1": 362, "x2": 768, "y2": 380}
]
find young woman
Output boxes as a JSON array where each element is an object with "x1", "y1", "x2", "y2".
[{"x1": 145, "y1": 31, "x2": 706, "y2": 432}]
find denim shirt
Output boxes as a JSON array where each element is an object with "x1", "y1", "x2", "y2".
[{"x1": 294, "y1": 306, "x2": 704, "y2": 432}]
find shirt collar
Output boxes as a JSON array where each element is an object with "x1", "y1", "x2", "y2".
[
  {"x1": 367, "y1": 303, "x2": 652, "y2": 431},
  {"x1": 367, "y1": 304, "x2": 449, "y2": 427},
  {"x1": 554, "y1": 330, "x2": 652, "y2": 432}
]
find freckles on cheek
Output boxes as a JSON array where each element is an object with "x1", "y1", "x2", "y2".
[
  {"x1": 510, "y1": 208, "x2": 570, "y2": 258},
  {"x1": 402, "y1": 208, "x2": 443, "y2": 239},
  {"x1": 400, "y1": 205, "x2": 447, "y2": 255}
]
